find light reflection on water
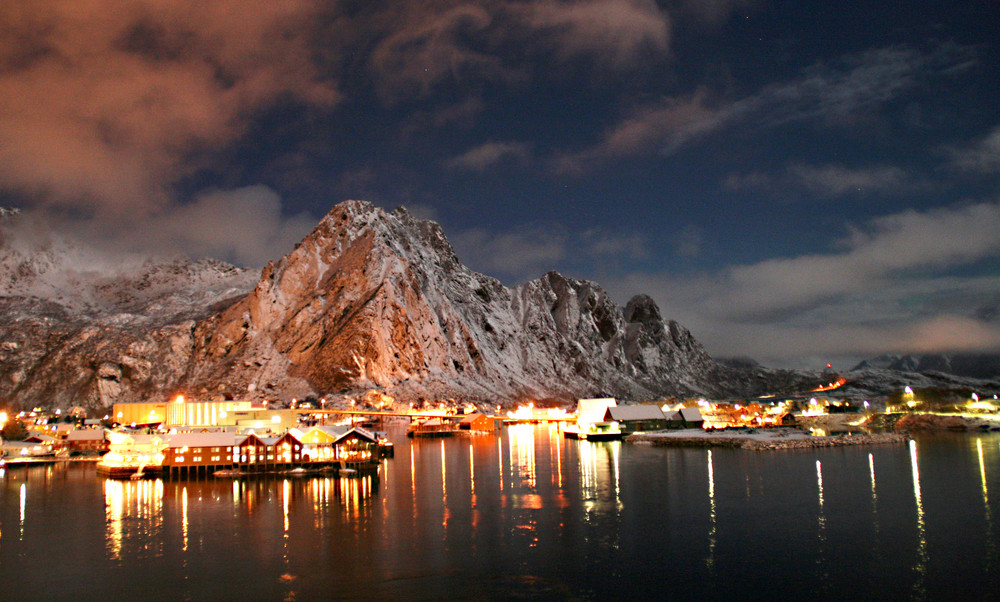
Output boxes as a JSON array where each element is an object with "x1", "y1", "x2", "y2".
[{"x1": 3, "y1": 428, "x2": 1000, "y2": 599}]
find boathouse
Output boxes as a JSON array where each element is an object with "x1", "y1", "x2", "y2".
[
  {"x1": 458, "y1": 412, "x2": 492, "y2": 432},
  {"x1": 66, "y1": 428, "x2": 108, "y2": 453},
  {"x1": 161, "y1": 432, "x2": 245, "y2": 477},
  {"x1": 605, "y1": 405, "x2": 668, "y2": 434}
]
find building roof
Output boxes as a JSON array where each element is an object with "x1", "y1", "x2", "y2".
[
  {"x1": 336, "y1": 427, "x2": 377, "y2": 443},
  {"x1": 303, "y1": 425, "x2": 353, "y2": 440},
  {"x1": 679, "y1": 407, "x2": 704, "y2": 422},
  {"x1": 164, "y1": 432, "x2": 247, "y2": 448},
  {"x1": 66, "y1": 429, "x2": 107, "y2": 441},
  {"x1": 459, "y1": 412, "x2": 487, "y2": 424},
  {"x1": 606, "y1": 405, "x2": 666, "y2": 421},
  {"x1": 577, "y1": 398, "x2": 617, "y2": 423}
]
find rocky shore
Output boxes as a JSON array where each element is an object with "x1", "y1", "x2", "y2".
[{"x1": 626, "y1": 429, "x2": 909, "y2": 450}]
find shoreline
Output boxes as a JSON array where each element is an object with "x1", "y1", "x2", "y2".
[{"x1": 626, "y1": 429, "x2": 909, "y2": 450}]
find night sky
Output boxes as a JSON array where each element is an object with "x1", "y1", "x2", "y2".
[{"x1": 2, "y1": 1, "x2": 999, "y2": 369}]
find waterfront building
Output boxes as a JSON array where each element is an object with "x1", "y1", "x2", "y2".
[
  {"x1": 113, "y1": 398, "x2": 260, "y2": 428},
  {"x1": 605, "y1": 405, "x2": 669, "y2": 434},
  {"x1": 66, "y1": 428, "x2": 108, "y2": 453},
  {"x1": 161, "y1": 432, "x2": 245, "y2": 477},
  {"x1": 97, "y1": 433, "x2": 167, "y2": 477},
  {"x1": 458, "y1": 412, "x2": 492, "y2": 432}
]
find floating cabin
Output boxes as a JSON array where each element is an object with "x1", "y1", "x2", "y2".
[
  {"x1": 604, "y1": 405, "x2": 670, "y2": 434},
  {"x1": 298, "y1": 425, "x2": 379, "y2": 469},
  {"x1": 458, "y1": 412, "x2": 493, "y2": 432},
  {"x1": 97, "y1": 427, "x2": 378, "y2": 478},
  {"x1": 564, "y1": 398, "x2": 623, "y2": 440},
  {"x1": 65, "y1": 428, "x2": 108, "y2": 453}
]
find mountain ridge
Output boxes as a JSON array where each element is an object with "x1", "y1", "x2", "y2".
[{"x1": 0, "y1": 201, "x2": 997, "y2": 413}]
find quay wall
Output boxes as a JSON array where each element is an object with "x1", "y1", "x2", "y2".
[{"x1": 625, "y1": 432, "x2": 909, "y2": 450}]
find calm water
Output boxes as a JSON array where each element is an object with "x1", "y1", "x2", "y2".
[{"x1": 3, "y1": 424, "x2": 1000, "y2": 600}]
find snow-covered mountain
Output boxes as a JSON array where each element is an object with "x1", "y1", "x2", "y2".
[
  {"x1": 178, "y1": 201, "x2": 737, "y2": 404},
  {"x1": 1, "y1": 200, "x2": 997, "y2": 412},
  {"x1": 852, "y1": 354, "x2": 1000, "y2": 380}
]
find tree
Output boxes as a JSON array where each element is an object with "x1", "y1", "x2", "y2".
[{"x1": 2, "y1": 417, "x2": 29, "y2": 440}]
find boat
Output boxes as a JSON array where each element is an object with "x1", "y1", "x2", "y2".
[
  {"x1": 339, "y1": 467, "x2": 357, "y2": 477},
  {"x1": 563, "y1": 421, "x2": 623, "y2": 441}
]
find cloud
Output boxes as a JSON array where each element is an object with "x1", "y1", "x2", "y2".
[
  {"x1": 558, "y1": 44, "x2": 975, "y2": 169},
  {"x1": 947, "y1": 125, "x2": 1000, "y2": 173},
  {"x1": 141, "y1": 186, "x2": 317, "y2": 267},
  {"x1": 724, "y1": 163, "x2": 921, "y2": 198},
  {"x1": 0, "y1": 2, "x2": 338, "y2": 217},
  {"x1": 450, "y1": 225, "x2": 568, "y2": 278},
  {"x1": 522, "y1": 0, "x2": 670, "y2": 67},
  {"x1": 445, "y1": 141, "x2": 532, "y2": 171},
  {"x1": 603, "y1": 200, "x2": 1000, "y2": 367},
  {"x1": 24, "y1": 185, "x2": 315, "y2": 268},
  {"x1": 367, "y1": 0, "x2": 672, "y2": 101},
  {"x1": 449, "y1": 223, "x2": 646, "y2": 282}
]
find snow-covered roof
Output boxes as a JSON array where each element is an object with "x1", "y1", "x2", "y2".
[
  {"x1": 679, "y1": 407, "x2": 704, "y2": 422},
  {"x1": 164, "y1": 432, "x2": 246, "y2": 448},
  {"x1": 335, "y1": 427, "x2": 377, "y2": 444},
  {"x1": 577, "y1": 398, "x2": 617, "y2": 423},
  {"x1": 66, "y1": 429, "x2": 106, "y2": 441},
  {"x1": 606, "y1": 405, "x2": 666, "y2": 421},
  {"x1": 304, "y1": 425, "x2": 352, "y2": 440}
]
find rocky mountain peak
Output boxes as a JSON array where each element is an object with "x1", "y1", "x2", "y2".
[{"x1": 0, "y1": 199, "x2": 763, "y2": 410}]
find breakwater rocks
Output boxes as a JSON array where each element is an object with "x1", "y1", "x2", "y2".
[{"x1": 626, "y1": 431, "x2": 909, "y2": 450}]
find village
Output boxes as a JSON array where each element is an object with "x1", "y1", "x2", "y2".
[{"x1": 2, "y1": 383, "x2": 997, "y2": 477}]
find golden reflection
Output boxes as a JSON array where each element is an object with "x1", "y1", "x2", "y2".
[
  {"x1": 816, "y1": 460, "x2": 824, "y2": 509},
  {"x1": 19, "y1": 482, "x2": 26, "y2": 540},
  {"x1": 555, "y1": 427, "x2": 563, "y2": 489},
  {"x1": 508, "y1": 424, "x2": 537, "y2": 488},
  {"x1": 470, "y1": 442, "x2": 475, "y2": 498},
  {"x1": 977, "y1": 438, "x2": 995, "y2": 568},
  {"x1": 181, "y1": 486, "x2": 188, "y2": 553},
  {"x1": 978, "y1": 439, "x2": 989, "y2": 505},
  {"x1": 283, "y1": 479, "x2": 291, "y2": 534},
  {"x1": 868, "y1": 453, "x2": 880, "y2": 536},
  {"x1": 706, "y1": 450, "x2": 716, "y2": 570},
  {"x1": 441, "y1": 440, "x2": 447, "y2": 501},
  {"x1": 909, "y1": 439, "x2": 927, "y2": 596},
  {"x1": 103, "y1": 478, "x2": 164, "y2": 561},
  {"x1": 105, "y1": 480, "x2": 122, "y2": 558},
  {"x1": 497, "y1": 434, "x2": 504, "y2": 492},
  {"x1": 441, "y1": 440, "x2": 449, "y2": 531}
]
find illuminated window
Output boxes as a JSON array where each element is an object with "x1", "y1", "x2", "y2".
[{"x1": 176, "y1": 456, "x2": 185, "y2": 463}]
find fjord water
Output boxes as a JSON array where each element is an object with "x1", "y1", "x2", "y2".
[{"x1": 3, "y1": 425, "x2": 1000, "y2": 600}]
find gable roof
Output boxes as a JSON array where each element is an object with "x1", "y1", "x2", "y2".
[
  {"x1": 577, "y1": 398, "x2": 617, "y2": 423},
  {"x1": 300, "y1": 425, "x2": 352, "y2": 443},
  {"x1": 679, "y1": 407, "x2": 704, "y2": 422},
  {"x1": 334, "y1": 427, "x2": 377, "y2": 444},
  {"x1": 606, "y1": 405, "x2": 666, "y2": 421},
  {"x1": 164, "y1": 432, "x2": 247, "y2": 449},
  {"x1": 66, "y1": 429, "x2": 107, "y2": 441}
]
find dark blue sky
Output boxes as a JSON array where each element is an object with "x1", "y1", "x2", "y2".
[{"x1": 2, "y1": 1, "x2": 998, "y2": 368}]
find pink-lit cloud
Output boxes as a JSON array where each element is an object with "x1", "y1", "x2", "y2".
[
  {"x1": 0, "y1": 2, "x2": 338, "y2": 218},
  {"x1": 445, "y1": 141, "x2": 532, "y2": 171},
  {"x1": 367, "y1": 0, "x2": 672, "y2": 101}
]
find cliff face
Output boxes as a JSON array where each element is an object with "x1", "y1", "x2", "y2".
[
  {"x1": 0, "y1": 200, "x2": 782, "y2": 412},
  {"x1": 3, "y1": 200, "x2": 996, "y2": 412},
  {"x1": 178, "y1": 201, "x2": 727, "y2": 404}
]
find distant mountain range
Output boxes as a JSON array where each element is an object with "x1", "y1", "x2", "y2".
[
  {"x1": 851, "y1": 354, "x2": 1000, "y2": 381},
  {"x1": 0, "y1": 201, "x2": 997, "y2": 413}
]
